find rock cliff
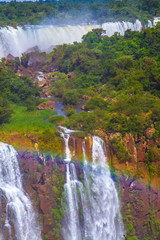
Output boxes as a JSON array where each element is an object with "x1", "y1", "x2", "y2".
[{"x1": 18, "y1": 137, "x2": 160, "y2": 240}]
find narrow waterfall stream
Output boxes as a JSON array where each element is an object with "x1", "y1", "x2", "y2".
[
  {"x1": 60, "y1": 128, "x2": 124, "y2": 240},
  {"x1": 0, "y1": 142, "x2": 42, "y2": 240}
]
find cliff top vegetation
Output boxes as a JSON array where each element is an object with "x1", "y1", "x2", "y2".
[{"x1": 0, "y1": 0, "x2": 159, "y2": 26}]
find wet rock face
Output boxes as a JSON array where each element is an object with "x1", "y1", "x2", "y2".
[
  {"x1": 0, "y1": 197, "x2": 8, "y2": 239},
  {"x1": 123, "y1": 133, "x2": 137, "y2": 162},
  {"x1": 18, "y1": 151, "x2": 66, "y2": 240},
  {"x1": 18, "y1": 151, "x2": 83, "y2": 240},
  {"x1": 120, "y1": 176, "x2": 160, "y2": 239},
  {"x1": 17, "y1": 131, "x2": 160, "y2": 240},
  {"x1": 66, "y1": 135, "x2": 92, "y2": 162}
]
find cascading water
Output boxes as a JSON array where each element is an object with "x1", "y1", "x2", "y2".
[
  {"x1": 102, "y1": 19, "x2": 142, "y2": 37},
  {"x1": 0, "y1": 19, "x2": 152, "y2": 58},
  {"x1": 0, "y1": 142, "x2": 42, "y2": 240},
  {"x1": 60, "y1": 127, "x2": 124, "y2": 240}
]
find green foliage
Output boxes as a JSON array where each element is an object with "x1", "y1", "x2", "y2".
[
  {"x1": 0, "y1": 95, "x2": 12, "y2": 124},
  {"x1": 123, "y1": 203, "x2": 138, "y2": 240},
  {"x1": 142, "y1": 209, "x2": 160, "y2": 239},
  {"x1": 2, "y1": 2, "x2": 160, "y2": 157},
  {"x1": 0, "y1": 104, "x2": 56, "y2": 133},
  {"x1": 39, "y1": 129, "x2": 62, "y2": 153},
  {"x1": 0, "y1": 0, "x2": 158, "y2": 27},
  {"x1": 24, "y1": 97, "x2": 39, "y2": 111},
  {"x1": 48, "y1": 115, "x2": 65, "y2": 124},
  {"x1": 63, "y1": 89, "x2": 80, "y2": 105},
  {"x1": 74, "y1": 131, "x2": 88, "y2": 139},
  {"x1": 84, "y1": 96, "x2": 108, "y2": 111},
  {"x1": 49, "y1": 24, "x2": 160, "y2": 137},
  {"x1": 82, "y1": 31, "x2": 101, "y2": 47},
  {"x1": 104, "y1": 113, "x2": 148, "y2": 136},
  {"x1": 0, "y1": 62, "x2": 40, "y2": 107},
  {"x1": 65, "y1": 111, "x2": 99, "y2": 133},
  {"x1": 21, "y1": 54, "x2": 29, "y2": 68},
  {"x1": 44, "y1": 234, "x2": 49, "y2": 239},
  {"x1": 75, "y1": 75, "x2": 101, "y2": 88},
  {"x1": 51, "y1": 165, "x2": 65, "y2": 240},
  {"x1": 66, "y1": 107, "x2": 76, "y2": 117},
  {"x1": 145, "y1": 148, "x2": 157, "y2": 181},
  {"x1": 111, "y1": 137, "x2": 132, "y2": 163},
  {"x1": 115, "y1": 56, "x2": 134, "y2": 70},
  {"x1": 0, "y1": 2, "x2": 57, "y2": 26}
]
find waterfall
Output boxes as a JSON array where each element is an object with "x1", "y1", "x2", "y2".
[
  {"x1": 102, "y1": 19, "x2": 142, "y2": 37},
  {"x1": 60, "y1": 128, "x2": 124, "y2": 240},
  {"x1": 0, "y1": 20, "x2": 152, "y2": 58},
  {"x1": 0, "y1": 142, "x2": 42, "y2": 240}
]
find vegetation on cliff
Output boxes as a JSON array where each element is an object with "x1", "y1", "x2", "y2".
[
  {"x1": 0, "y1": 61, "x2": 62, "y2": 153},
  {"x1": 2, "y1": 22, "x2": 160, "y2": 156},
  {"x1": 0, "y1": 62, "x2": 39, "y2": 125},
  {"x1": 0, "y1": 0, "x2": 159, "y2": 26}
]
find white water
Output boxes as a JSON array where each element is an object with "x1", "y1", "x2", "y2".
[
  {"x1": 0, "y1": 20, "x2": 152, "y2": 58},
  {"x1": 0, "y1": 142, "x2": 42, "y2": 240},
  {"x1": 60, "y1": 128, "x2": 124, "y2": 240}
]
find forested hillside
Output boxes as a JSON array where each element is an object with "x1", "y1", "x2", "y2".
[
  {"x1": 0, "y1": 0, "x2": 159, "y2": 26},
  {"x1": 44, "y1": 24, "x2": 160, "y2": 140},
  {"x1": 1, "y1": 2, "x2": 160, "y2": 239},
  {"x1": 1, "y1": 23, "x2": 160, "y2": 161}
]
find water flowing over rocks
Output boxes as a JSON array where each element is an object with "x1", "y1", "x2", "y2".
[
  {"x1": 3, "y1": 129, "x2": 158, "y2": 240},
  {"x1": 0, "y1": 142, "x2": 42, "y2": 240},
  {"x1": 60, "y1": 127, "x2": 124, "y2": 240},
  {"x1": 1, "y1": 129, "x2": 160, "y2": 239},
  {"x1": 0, "y1": 20, "x2": 151, "y2": 58},
  {"x1": 18, "y1": 151, "x2": 66, "y2": 240},
  {"x1": 18, "y1": 150, "x2": 84, "y2": 240},
  {"x1": 18, "y1": 149, "x2": 160, "y2": 239}
]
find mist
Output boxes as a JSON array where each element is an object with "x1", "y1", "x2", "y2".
[{"x1": 38, "y1": 2, "x2": 112, "y2": 26}]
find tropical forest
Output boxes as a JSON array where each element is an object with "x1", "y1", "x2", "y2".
[{"x1": 0, "y1": 0, "x2": 160, "y2": 240}]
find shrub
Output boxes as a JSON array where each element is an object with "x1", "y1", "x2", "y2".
[
  {"x1": 65, "y1": 111, "x2": 99, "y2": 133},
  {"x1": 38, "y1": 129, "x2": 62, "y2": 153},
  {"x1": 111, "y1": 137, "x2": 132, "y2": 163},
  {"x1": 115, "y1": 55, "x2": 134, "y2": 70},
  {"x1": 0, "y1": 96, "x2": 12, "y2": 124},
  {"x1": 63, "y1": 89, "x2": 80, "y2": 105},
  {"x1": 66, "y1": 108, "x2": 76, "y2": 117},
  {"x1": 48, "y1": 115, "x2": 65, "y2": 124},
  {"x1": 123, "y1": 203, "x2": 138, "y2": 240},
  {"x1": 85, "y1": 96, "x2": 108, "y2": 111}
]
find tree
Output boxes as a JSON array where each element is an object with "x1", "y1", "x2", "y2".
[
  {"x1": 0, "y1": 96, "x2": 12, "y2": 124},
  {"x1": 82, "y1": 31, "x2": 100, "y2": 47},
  {"x1": 63, "y1": 89, "x2": 79, "y2": 105},
  {"x1": 21, "y1": 54, "x2": 29, "y2": 68}
]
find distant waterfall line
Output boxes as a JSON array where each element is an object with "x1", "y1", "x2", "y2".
[{"x1": 0, "y1": 19, "x2": 152, "y2": 58}]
